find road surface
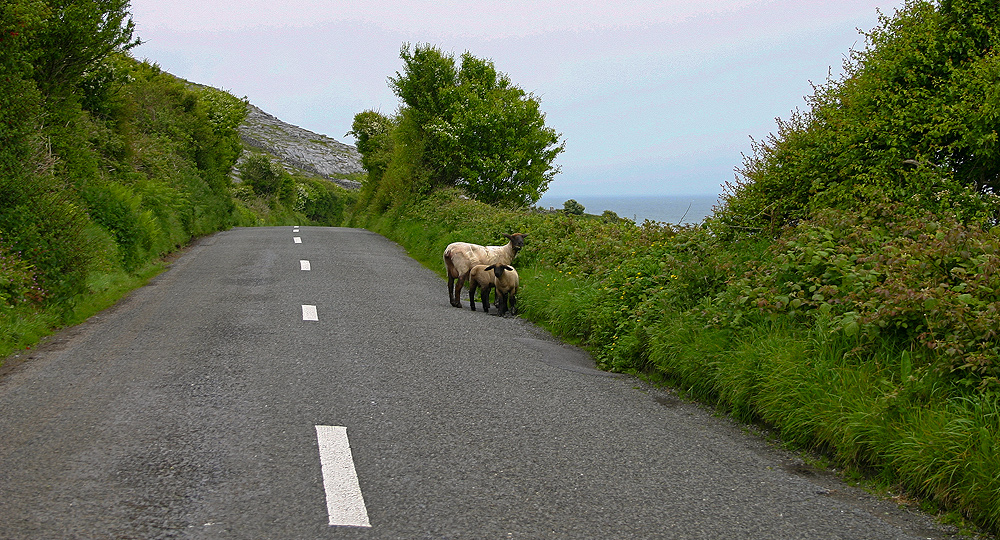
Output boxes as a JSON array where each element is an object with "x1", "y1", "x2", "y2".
[{"x1": 0, "y1": 227, "x2": 956, "y2": 539}]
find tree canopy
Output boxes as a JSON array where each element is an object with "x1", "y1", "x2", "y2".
[
  {"x1": 351, "y1": 44, "x2": 564, "y2": 207},
  {"x1": 717, "y1": 0, "x2": 1000, "y2": 235}
]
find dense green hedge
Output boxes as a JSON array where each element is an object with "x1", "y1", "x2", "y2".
[
  {"x1": 718, "y1": 0, "x2": 1000, "y2": 235},
  {"x1": 1, "y1": 2, "x2": 356, "y2": 353},
  {"x1": 0, "y1": 50, "x2": 358, "y2": 355},
  {"x1": 0, "y1": 53, "x2": 247, "y2": 351}
]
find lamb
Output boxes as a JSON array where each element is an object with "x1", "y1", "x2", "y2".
[
  {"x1": 443, "y1": 233, "x2": 526, "y2": 308},
  {"x1": 485, "y1": 264, "x2": 519, "y2": 317},
  {"x1": 467, "y1": 264, "x2": 495, "y2": 313}
]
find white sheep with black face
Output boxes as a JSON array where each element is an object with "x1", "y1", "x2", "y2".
[
  {"x1": 484, "y1": 264, "x2": 518, "y2": 317},
  {"x1": 443, "y1": 233, "x2": 526, "y2": 308}
]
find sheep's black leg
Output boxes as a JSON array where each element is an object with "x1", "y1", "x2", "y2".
[
  {"x1": 480, "y1": 285, "x2": 491, "y2": 313},
  {"x1": 497, "y1": 293, "x2": 508, "y2": 317},
  {"x1": 509, "y1": 294, "x2": 517, "y2": 316},
  {"x1": 469, "y1": 282, "x2": 477, "y2": 311}
]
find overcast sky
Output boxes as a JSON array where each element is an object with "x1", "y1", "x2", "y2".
[{"x1": 129, "y1": 0, "x2": 903, "y2": 198}]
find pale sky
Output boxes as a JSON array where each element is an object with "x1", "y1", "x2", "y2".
[{"x1": 129, "y1": 0, "x2": 902, "y2": 198}]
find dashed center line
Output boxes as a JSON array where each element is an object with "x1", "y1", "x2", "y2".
[
  {"x1": 294, "y1": 237, "x2": 302, "y2": 244},
  {"x1": 302, "y1": 305, "x2": 318, "y2": 321},
  {"x1": 315, "y1": 425, "x2": 371, "y2": 528},
  {"x1": 300, "y1": 260, "x2": 311, "y2": 271}
]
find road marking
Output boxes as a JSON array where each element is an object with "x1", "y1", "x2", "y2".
[
  {"x1": 302, "y1": 305, "x2": 318, "y2": 321},
  {"x1": 315, "y1": 425, "x2": 371, "y2": 528},
  {"x1": 300, "y1": 260, "x2": 311, "y2": 271},
  {"x1": 294, "y1": 237, "x2": 302, "y2": 244}
]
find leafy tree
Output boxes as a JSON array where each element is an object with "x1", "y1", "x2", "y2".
[
  {"x1": 30, "y1": 0, "x2": 141, "y2": 97},
  {"x1": 240, "y1": 153, "x2": 294, "y2": 204},
  {"x1": 563, "y1": 199, "x2": 585, "y2": 215},
  {"x1": 347, "y1": 109, "x2": 395, "y2": 186},
  {"x1": 356, "y1": 43, "x2": 564, "y2": 207},
  {"x1": 389, "y1": 45, "x2": 458, "y2": 128},
  {"x1": 718, "y1": 0, "x2": 1000, "y2": 235}
]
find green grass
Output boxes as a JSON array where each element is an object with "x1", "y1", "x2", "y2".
[{"x1": 0, "y1": 262, "x2": 165, "y2": 363}]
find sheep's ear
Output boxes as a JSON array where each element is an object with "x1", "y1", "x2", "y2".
[
  {"x1": 484, "y1": 265, "x2": 495, "y2": 271},
  {"x1": 504, "y1": 265, "x2": 514, "y2": 271},
  {"x1": 503, "y1": 233, "x2": 513, "y2": 240}
]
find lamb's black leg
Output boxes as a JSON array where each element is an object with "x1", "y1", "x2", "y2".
[
  {"x1": 480, "y1": 285, "x2": 491, "y2": 313},
  {"x1": 497, "y1": 293, "x2": 508, "y2": 317},
  {"x1": 469, "y1": 282, "x2": 477, "y2": 311}
]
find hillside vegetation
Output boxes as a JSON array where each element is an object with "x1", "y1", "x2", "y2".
[
  {"x1": 346, "y1": 1, "x2": 1000, "y2": 534},
  {"x1": 0, "y1": 0, "x2": 355, "y2": 358}
]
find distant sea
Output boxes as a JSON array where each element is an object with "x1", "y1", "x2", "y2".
[{"x1": 536, "y1": 194, "x2": 721, "y2": 224}]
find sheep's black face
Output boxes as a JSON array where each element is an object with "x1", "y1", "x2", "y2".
[{"x1": 506, "y1": 233, "x2": 527, "y2": 254}]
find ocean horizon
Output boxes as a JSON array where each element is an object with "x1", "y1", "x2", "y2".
[{"x1": 536, "y1": 194, "x2": 721, "y2": 224}]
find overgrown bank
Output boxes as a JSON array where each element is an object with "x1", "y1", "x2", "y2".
[{"x1": 1, "y1": 0, "x2": 356, "y2": 358}]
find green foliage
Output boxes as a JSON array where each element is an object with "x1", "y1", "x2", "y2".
[
  {"x1": 231, "y1": 160, "x2": 356, "y2": 227},
  {"x1": 727, "y1": 206, "x2": 1000, "y2": 386},
  {"x1": 0, "y1": 1, "x2": 47, "y2": 167},
  {"x1": 0, "y1": 174, "x2": 95, "y2": 304},
  {"x1": 80, "y1": 180, "x2": 157, "y2": 271},
  {"x1": 389, "y1": 44, "x2": 458, "y2": 127},
  {"x1": 718, "y1": 0, "x2": 1000, "y2": 235},
  {"x1": 240, "y1": 153, "x2": 290, "y2": 198},
  {"x1": 352, "y1": 43, "x2": 564, "y2": 207},
  {"x1": 1, "y1": 17, "x2": 246, "y2": 342},
  {"x1": 0, "y1": 236, "x2": 44, "y2": 306},
  {"x1": 562, "y1": 199, "x2": 585, "y2": 215},
  {"x1": 347, "y1": 109, "x2": 395, "y2": 187},
  {"x1": 297, "y1": 177, "x2": 354, "y2": 225},
  {"x1": 31, "y1": 0, "x2": 141, "y2": 97}
]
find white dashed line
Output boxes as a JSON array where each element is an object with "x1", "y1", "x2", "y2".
[
  {"x1": 294, "y1": 237, "x2": 302, "y2": 244},
  {"x1": 302, "y1": 305, "x2": 318, "y2": 321},
  {"x1": 315, "y1": 425, "x2": 371, "y2": 528},
  {"x1": 300, "y1": 260, "x2": 311, "y2": 271}
]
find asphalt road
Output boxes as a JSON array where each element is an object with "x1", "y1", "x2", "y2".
[{"x1": 0, "y1": 226, "x2": 959, "y2": 539}]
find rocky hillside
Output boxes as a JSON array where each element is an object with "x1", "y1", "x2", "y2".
[{"x1": 238, "y1": 104, "x2": 363, "y2": 190}]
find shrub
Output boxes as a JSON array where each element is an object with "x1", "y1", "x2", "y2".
[
  {"x1": 0, "y1": 237, "x2": 44, "y2": 306},
  {"x1": 0, "y1": 174, "x2": 94, "y2": 305},
  {"x1": 81, "y1": 180, "x2": 158, "y2": 271},
  {"x1": 298, "y1": 178, "x2": 353, "y2": 225},
  {"x1": 726, "y1": 206, "x2": 1000, "y2": 389},
  {"x1": 562, "y1": 199, "x2": 585, "y2": 215},
  {"x1": 240, "y1": 153, "x2": 292, "y2": 198}
]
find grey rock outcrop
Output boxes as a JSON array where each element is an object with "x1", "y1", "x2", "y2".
[{"x1": 238, "y1": 104, "x2": 363, "y2": 190}]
